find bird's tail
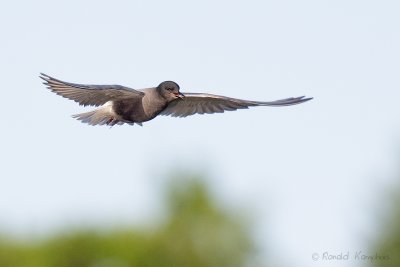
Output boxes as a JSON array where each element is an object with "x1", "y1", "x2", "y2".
[{"x1": 72, "y1": 104, "x2": 122, "y2": 126}]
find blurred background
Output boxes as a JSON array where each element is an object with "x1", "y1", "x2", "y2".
[{"x1": 0, "y1": 0, "x2": 399, "y2": 266}]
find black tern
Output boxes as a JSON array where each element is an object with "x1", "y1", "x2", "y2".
[{"x1": 40, "y1": 73, "x2": 312, "y2": 126}]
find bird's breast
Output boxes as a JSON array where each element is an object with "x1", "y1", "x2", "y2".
[{"x1": 141, "y1": 94, "x2": 169, "y2": 120}]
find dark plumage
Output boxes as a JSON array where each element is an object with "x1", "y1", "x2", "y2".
[{"x1": 40, "y1": 73, "x2": 312, "y2": 126}]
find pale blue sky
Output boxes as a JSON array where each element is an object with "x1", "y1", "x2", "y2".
[{"x1": 1, "y1": 1, "x2": 400, "y2": 266}]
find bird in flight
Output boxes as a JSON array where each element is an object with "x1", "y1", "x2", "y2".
[{"x1": 40, "y1": 73, "x2": 312, "y2": 126}]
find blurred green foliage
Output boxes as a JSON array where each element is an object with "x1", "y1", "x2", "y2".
[
  {"x1": 0, "y1": 176, "x2": 256, "y2": 267},
  {"x1": 373, "y1": 183, "x2": 400, "y2": 267}
]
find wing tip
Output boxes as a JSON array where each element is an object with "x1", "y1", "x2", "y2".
[
  {"x1": 39, "y1": 73, "x2": 51, "y2": 80},
  {"x1": 299, "y1": 96, "x2": 313, "y2": 102},
  {"x1": 259, "y1": 95, "x2": 313, "y2": 106},
  {"x1": 291, "y1": 96, "x2": 313, "y2": 105},
  {"x1": 39, "y1": 73, "x2": 55, "y2": 87},
  {"x1": 39, "y1": 73, "x2": 47, "y2": 81}
]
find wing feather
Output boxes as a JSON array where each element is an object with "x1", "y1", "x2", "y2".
[
  {"x1": 40, "y1": 73, "x2": 145, "y2": 107},
  {"x1": 161, "y1": 93, "x2": 312, "y2": 118}
]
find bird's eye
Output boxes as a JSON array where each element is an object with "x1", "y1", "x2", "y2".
[{"x1": 166, "y1": 87, "x2": 173, "y2": 91}]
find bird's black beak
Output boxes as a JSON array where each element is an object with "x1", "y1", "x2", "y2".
[{"x1": 175, "y1": 92, "x2": 185, "y2": 99}]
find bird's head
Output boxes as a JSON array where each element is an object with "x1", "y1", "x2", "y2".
[{"x1": 157, "y1": 81, "x2": 185, "y2": 101}]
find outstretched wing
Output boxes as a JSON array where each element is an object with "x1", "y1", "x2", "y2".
[
  {"x1": 161, "y1": 93, "x2": 312, "y2": 118},
  {"x1": 40, "y1": 73, "x2": 145, "y2": 107}
]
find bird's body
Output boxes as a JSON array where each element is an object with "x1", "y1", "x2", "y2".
[
  {"x1": 40, "y1": 73, "x2": 312, "y2": 126},
  {"x1": 139, "y1": 88, "x2": 170, "y2": 121}
]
